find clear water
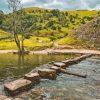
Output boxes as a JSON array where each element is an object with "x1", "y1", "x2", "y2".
[
  {"x1": 18, "y1": 57, "x2": 100, "y2": 100},
  {"x1": 0, "y1": 54, "x2": 100, "y2": 100}
]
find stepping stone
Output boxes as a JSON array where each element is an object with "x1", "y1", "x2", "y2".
[
  {"x1": 0, "y1": 95, "x2": 12, "y2": 100},
  {"x1": 50, "y1": 66, "x2": 60, "y2": 73},
  {"x1": 62, "y1": 59, "x2": 78, "y2": 65},
  {"x1": 38, "y1": 69, "x2": 57, "y2": 80},
  {"x1": 4, "y1": 78, "x2": 32, "y2": 95},
  {"x1": 53, "y1": 62, "x2": 66, "y2": 68},
  {"x1": 24, "y1": 73, "x2": 40, "y2": 84}
]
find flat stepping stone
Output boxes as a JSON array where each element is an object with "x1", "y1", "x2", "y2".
[
  {"x1": 50, "y1": 66, "x2": 60, "y2": 73},
  {"x1": 62, "y1": 59, "x2": 78, "y2": 65},
  {"x1": 24, "y1": 73, "x2": 40, "y2": 84},
  {"x1": 38, "y1": 69, "x2": 57, "y2": 80},
  {"x1": 53, "y1": 62, "x2": 66, "y2": 68},
  {"x1": 4, "y1": 78, "x2": 32, "y2": 95}
]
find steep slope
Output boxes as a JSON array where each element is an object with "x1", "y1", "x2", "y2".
[{"x1": 74, "y1": 16, "x2": 100, "y2": 49}]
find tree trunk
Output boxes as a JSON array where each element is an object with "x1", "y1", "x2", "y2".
[{"x1": 21, "y1": 34, "x2": 24, "y2": 55}]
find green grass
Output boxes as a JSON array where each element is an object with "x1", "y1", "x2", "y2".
[
  {"x1": 0, "y1": 36, "x2": 53, "y2": 50},
  {"x1": 0, "y1": 8, "x2": 99, "y2": 50}
]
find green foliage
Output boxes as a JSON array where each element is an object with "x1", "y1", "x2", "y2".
[
  {"x1": 57, "y1": 37, "x2": 79, "y2": 45},
  {"x1": 0, "y1": 8, "x2": 99, "y2": 49},
  {"x1": 1, "y1": 8, "x2": 98, "y2": 38}
]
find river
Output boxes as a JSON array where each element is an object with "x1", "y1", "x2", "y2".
[{"x1": 0, "y1": 54, "x2": 99, "y2": 100}]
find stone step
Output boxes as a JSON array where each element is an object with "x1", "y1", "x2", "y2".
[
  {"x1": 4, "y1": 78, "x2": 32, "y2": 96},
  {"x1": 50, "y1": 66, "x2": 60, "y2": 73},
  {"x1": 53, "y1": 62, "x2": 66, "y2": 68},
  {"x1": 62, "y1": 54, "x2": 93, "y2": 66},
  {"x1": 24, "y1": 72, "x2": 40, "y2": 84},
  {"x1": 38, "y1": 69, "x2": 57, "y2": 80}
]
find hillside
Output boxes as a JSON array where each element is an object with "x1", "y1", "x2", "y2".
[
  {"x1": 74, "y1": 16, "x2": 100, "y2": 49},
  {"x1": 0, "y1": 7, "x2": 99, "y2": 50}
]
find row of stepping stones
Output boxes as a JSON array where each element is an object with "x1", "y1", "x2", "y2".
[{"x1": 3, "y1": 54, "x2": 92, "y2": 97}]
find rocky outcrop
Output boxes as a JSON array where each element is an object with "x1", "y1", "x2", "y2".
[{"x1": 74, "y1": 16, "x2": 100, "y2": 48}]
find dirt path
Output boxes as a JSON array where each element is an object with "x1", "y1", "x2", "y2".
[
  {"x1": 0, "y1": 49, "x2": 100, "y2": 55},
  {"x1": 52, "y1": 49, "x2": 100, "y2": 55},
  {"x1": 32, "y1": 49, "x2": 100, "y2": 55}
]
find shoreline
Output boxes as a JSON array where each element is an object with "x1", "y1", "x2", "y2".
[{"x1": 0, "y1": 49, "x2": 100, "y2": 55}]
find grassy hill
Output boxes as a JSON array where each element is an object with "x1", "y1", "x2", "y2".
[{"x1": 0, "y1": 7, "x2": 99, "y2": 50}]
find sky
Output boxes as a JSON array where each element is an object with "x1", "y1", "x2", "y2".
[{"x1": 0, "y1": 0, "x2": 100, "y2": 13}]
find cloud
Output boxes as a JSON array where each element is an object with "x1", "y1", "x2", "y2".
[
  {"x1": 21, "y1": 0, "x2": 33, "y2": 4},
  {"x1": 21, "y1": 0, "x2": 100, "y2": 10},
  {"x1": 0, "y1": 0, "x2": 100, "y2": 13}
]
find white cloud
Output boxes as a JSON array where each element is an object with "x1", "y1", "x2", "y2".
[
  {"x1": 1, "y1": 0, "x2": 100, "y2": 13},
  {"x1": 92, "y1": 4, "x2": 100, "y2": 10},
  {"x1": 80, "y1": 0, "x2": 90, "y2": 9},
  {"x1": 21, "y1": 0, "x2": 33, "y2": 4}
]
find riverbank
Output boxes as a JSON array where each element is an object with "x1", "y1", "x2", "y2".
[{"x1": 0, "y1": 49, "x2": 100, "y2": 55}]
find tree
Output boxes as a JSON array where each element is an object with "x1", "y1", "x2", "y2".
[
  {"x1": 0, "y1": 10, "x2": 4, "y2": 28},
  {"x1": 7, "y1": 0, "x2": 33, "y2": 54},
  {"x1": 51, "y1": 9, "x2": 60, "y2": 17}
]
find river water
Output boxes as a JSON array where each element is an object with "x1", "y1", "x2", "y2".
[{"x1": 0, "y1": 54, "x2": 99, "y2": 100}]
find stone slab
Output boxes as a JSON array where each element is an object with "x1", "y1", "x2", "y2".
[
  {"x1": 4, "y1": 78, "x2": 32, "y2": 95},
  {"x1": 38, "y1": 69, "x2": 57, "y2": 80},
  {"x1": 24, "y1": 72, "x2": 40, "y2": 84},
  {"x1": 50, "y1": 66, "x2": 60, "y2": 73},
  {"x1": 53, "y1": 62, "x2": 66, "y2": 68}
]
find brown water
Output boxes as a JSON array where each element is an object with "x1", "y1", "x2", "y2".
[{"x1": 0, "y1": 53, "x2": 76, "y2": 84}]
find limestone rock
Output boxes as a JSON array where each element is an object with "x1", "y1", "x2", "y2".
[
  {"x1": 24, "y1": 73, "x2": 40, "y2": 84},
  {"x1": 38, "y1": 69, "x2": 57, "y2": 80},
  {"x1": 53, "y1": 62, "x2": 66, "y2": 68},
  {"x1": 50, "y1": 66, "x2": 60, "y2": 73},
  {"x1": 4, "y1": 78, "x2": 32, "y2": 95}
]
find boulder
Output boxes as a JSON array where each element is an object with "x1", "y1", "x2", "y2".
[
  {"x1": 38, "y1": 69, "x2": 57, "y2": 80},
  {"x1": 24, "y1": 73, "x2": 40, "y2": 84},
  {"x1": 53, "y1": 62, "x2": 66, "y2": 68},
  {"x1": 4, "y1": 78, "x2": 32, "y2": 95}
]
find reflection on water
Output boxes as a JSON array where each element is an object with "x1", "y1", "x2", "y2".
[
  {"x1": 0, "y1": 54, "x2": 100, "y2": 99},
  {"x1": 17, "y1": 56, "x2": 100, "y2": 100},
  {"x1": 0, "y1": 54, "x2": 75, "y2": 83}
]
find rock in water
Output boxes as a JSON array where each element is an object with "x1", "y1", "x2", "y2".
[
  {"x1": 24, "y1": 72, "x2": 40, "y2": 84},
  {"x1": 4, "y1": 78, "x2": 32, "y2": 95},
  {"x1": 50, "y1": 66, "x2": 60, "y2": 73},
  {"x1": 38, "y1": 69, "x2": 57, "y2": 80},
  {"x1": 53, "y1": 62, "x2": 66, "y2": 68}
]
